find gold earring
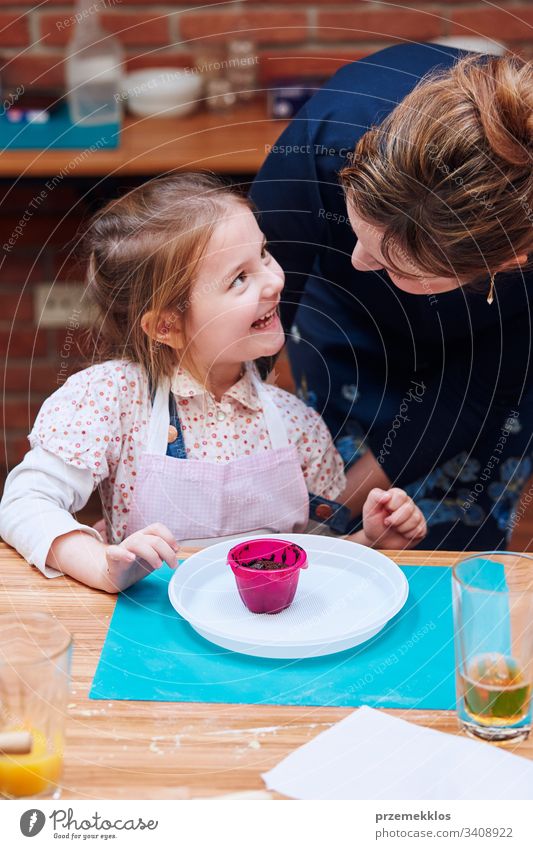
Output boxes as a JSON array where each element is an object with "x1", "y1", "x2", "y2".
[{"x1": 487, "y1": 273, "x2": 496, "y2": 305}]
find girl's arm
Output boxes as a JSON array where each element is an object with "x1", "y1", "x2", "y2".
[
  {"x1": 284, "y1": 391, "x2": 391, "y2": 537},
  {"x1": 47, "y1": 523, "x2": 179, "y2": 594},
  {"x1": 333, "y1": 449, "x2": 391, "y2": 543},
  {"x1": 0, "y1": 447, "x2": 178, "y2": 592},
  {"x1": 337, "y1": 449, "x2": 392, "y2": 518},
  {"x1": 0, "y1": 446, "x2": 104, "y2": 577}
]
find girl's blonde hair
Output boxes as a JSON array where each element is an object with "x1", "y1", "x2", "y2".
[
  {"x1": 80, "y1": 172, "x2": 251, "y2": 383},
  {"x1": 340, "y1": 54, "x2": 533, "y2": 283}
]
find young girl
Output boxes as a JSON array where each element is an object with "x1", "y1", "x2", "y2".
[{"x1": 0, "y1": 173, "x2": 426, "y2": 593}]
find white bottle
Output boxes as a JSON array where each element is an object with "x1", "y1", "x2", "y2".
[
  {"x1": 66, "y1": 2, "x2": 123, "y2": 126},
  {"x1": 226, "y1": 38, "x2": 258, "y2": 102}
]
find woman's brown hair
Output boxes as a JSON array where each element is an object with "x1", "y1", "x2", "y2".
[
  {"x1": 339, "y1": 53, "x2": 533, "y2": 284},
  {"x1": 80, "y1": 171, "x2": 251, "y2": 383}
]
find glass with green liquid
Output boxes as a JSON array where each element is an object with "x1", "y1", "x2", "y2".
[{"x1": 453, "y1": 552, "x2": 533, "y2": 743}]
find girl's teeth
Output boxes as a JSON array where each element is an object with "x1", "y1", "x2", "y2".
[{"x1": 252, "y1": 308, "x2": 277, "y2": 329}]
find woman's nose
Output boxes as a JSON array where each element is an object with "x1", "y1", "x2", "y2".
[{"x1": 351, "y1": 242, "x2": 382, "y2": 272}]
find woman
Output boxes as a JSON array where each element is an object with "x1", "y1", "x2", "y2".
[{"x1": 251, "y1": 42, "x2": 533, "y2": 551}]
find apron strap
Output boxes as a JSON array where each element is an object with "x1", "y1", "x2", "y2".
[
  {"x1": 249, "y1": 365, "x2": 352, "y2": 534},
  {"x1": 166, "y1": 391, "x2": 187, "y2": 458},
  {"x1": 249, "y1": 366, "x2": 290, "y2": 451},
  {"x1": 147, "y1": 375, "x2": 187, "y2": 458},
  {"x1": 308, "y1": 493, "x2": 353, "y2": 535},
  {"x1": 147, "y1": 377, "x2": 172, "y2": 455}
]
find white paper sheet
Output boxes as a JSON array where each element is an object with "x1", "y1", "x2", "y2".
[{"x1": 262, "y1": 706, "x2": 533, "y2": 800}]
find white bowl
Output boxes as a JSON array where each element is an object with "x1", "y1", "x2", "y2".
[{"x1": 122, "y1": 67, "x2": 204, "y2": 118}]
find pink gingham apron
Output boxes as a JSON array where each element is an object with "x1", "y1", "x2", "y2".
[{"x1": 126, "y1": 367, "x2": 310, "y2": 547}]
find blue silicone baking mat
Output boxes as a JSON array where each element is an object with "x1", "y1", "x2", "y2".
[{"x1": 90, "y1": 562, "x2": 459, "y2": 709}]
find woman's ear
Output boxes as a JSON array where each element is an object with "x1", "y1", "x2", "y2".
[
  {"x1": 497, "y1": 254, "x2": 529, "y2": 274},
  {"x1": 140, "y1": 309, "x2": 183, "y2": 347}
]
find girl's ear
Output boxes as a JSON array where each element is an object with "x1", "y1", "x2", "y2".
[{"x1": 140, "y1": 309, "x2": 184, "y2": 347}]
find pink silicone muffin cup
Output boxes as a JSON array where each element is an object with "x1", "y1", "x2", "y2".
[{"x1": 228, "y1": 538, "x2": 308, "y2": 614}]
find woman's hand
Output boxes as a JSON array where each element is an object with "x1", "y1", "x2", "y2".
[
  {"x1": 359, "y1": 487, "x2": 427, "y2": 549},
  {"x1": 103, "y1": 522, "x2": 180, "y2": 592}
]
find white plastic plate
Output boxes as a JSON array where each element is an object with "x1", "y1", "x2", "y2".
[{"x1": 168, "y1": 534, "x2": 409, "y2": 658}]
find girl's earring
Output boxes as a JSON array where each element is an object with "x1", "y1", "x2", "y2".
[{"x1": 487, "y1": 273, "x2": 496, "y2": 305}]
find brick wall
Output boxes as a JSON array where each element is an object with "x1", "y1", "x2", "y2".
[
  {"x1": 0, "y1": 0, "x2": 532, "y2": 94},
  {"x1": 1, "y1": 179, "x2": 93, "y2": 478}
]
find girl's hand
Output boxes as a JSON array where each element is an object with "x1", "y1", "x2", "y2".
[
  {"x1": 103, "y1": 522, "x2": 180, "y2": 592},
  {"x1": 361, "y1": 487, "x2": 427, "y2": 549}
]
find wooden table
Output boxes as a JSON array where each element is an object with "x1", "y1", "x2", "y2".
[
  {"x1": 0, "y1": 102, "x2": 287, "y2": 178},
  {"x1": 1, "y1": 543, "x2": 532, "y2": 800}
]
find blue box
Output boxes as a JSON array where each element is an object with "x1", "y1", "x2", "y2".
[
  {"x1": 1, "y1": 103, "x2": 121, "y2": 150},
  {"x1": 267, "y1": 77, "x2": 325, "y2": 119}
]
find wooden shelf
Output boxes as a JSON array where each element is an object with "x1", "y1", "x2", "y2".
[{"x1": 0, "y1": 102, "x2": 288, "y2": 178}]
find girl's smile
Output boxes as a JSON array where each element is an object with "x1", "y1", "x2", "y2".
[{"x1": 251, "y1": 303, "x2": 281, "y2": 331}]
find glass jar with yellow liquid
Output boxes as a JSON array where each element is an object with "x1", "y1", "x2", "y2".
[{"x1": 0, "y1": 613, "x2": 72, "y2": 799}]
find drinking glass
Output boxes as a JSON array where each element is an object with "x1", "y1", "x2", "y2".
[
  {"x1": 452, "y1": 552, "x2": 533, "y2": 742},
  {"x1": 0, "y1": 613, "x2": 72, "y2": 798}
]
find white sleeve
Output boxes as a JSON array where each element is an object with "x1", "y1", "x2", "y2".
[{"x1": 0, "y1": 446, "x2": 104, "y2": 579}]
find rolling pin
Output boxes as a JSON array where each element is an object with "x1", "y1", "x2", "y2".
[{"x1": 0, "y1": 731, "x2": 33, "y2": 754}]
